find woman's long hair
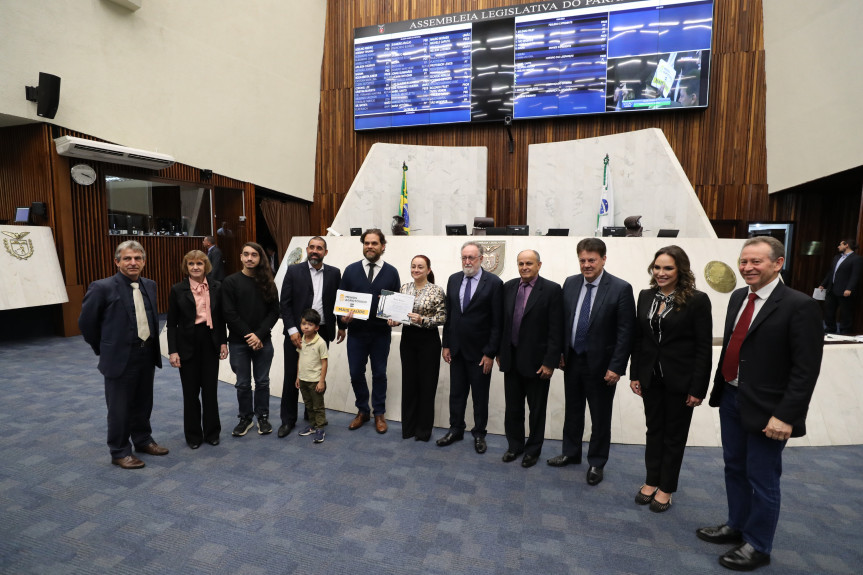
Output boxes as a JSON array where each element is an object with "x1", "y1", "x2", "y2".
[
  {"x1": 647, "y1": 245, "x2": 696, "y2": 306},
  {"x1": 243, "y1": 242, "x2": 278, "y2": 303}
]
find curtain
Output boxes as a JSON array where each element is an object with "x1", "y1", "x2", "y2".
[{"x1": 260, "y1": 197, "x2": 311, "y2": 264}]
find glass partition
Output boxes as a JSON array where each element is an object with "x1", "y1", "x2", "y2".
[{"x1": 106, "y1": 175, "x2": 211, "y2": 237}]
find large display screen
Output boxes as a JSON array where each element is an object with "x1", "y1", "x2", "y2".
[{"x1": 353, "y1": 0, "x2": 713, "y2": 130}]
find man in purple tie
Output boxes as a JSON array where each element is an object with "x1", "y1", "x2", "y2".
[
  {"x1": 548, "y1": 238, "x2": 635, "y2": 486},
  {"x1": 697, "y1": 236, "x2": 823, "y2": 571},
  {"x1": 497, "y1": 250, "x2": 562, "y2": 468},
  {"x1": 438, "y1": 241, "x2": 503, "y2": 454}
]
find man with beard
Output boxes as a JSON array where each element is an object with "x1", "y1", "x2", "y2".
[
  {"x1": 278, "y1": 236, "x2": 343, "y2": 437},
  {"x1": 437, "y1": 241, "x2": 503, "y2": 454},
  {"x1": 338, "y1": 229, "x2": 400, "y2": 433}
]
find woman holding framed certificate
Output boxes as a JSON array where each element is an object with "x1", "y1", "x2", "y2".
[{"x1": 388, "y1": 255, "x2": 447, "y2": 441}]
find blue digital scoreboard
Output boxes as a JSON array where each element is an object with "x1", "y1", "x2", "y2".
[{"x1": 353, "y1": 0, "x2": 714, "y2": 131}]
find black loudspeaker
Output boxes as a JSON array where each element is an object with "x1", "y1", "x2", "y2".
[
  {"x1": 30, "y1": 202, "x2": 47, "y2": 217},
  {"x1": 25, "y1": 73, "x2": 61, "y2": 119}
]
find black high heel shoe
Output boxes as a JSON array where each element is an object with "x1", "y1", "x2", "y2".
[
  {"x1": 635, "y1": 485, "x2": 657, "y2": 505},
  {"x1": 650, "y1": 493, "x2": 672, "y2": 513}
]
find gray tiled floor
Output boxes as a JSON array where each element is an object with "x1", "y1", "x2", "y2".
[{"x1": 0, "y1": 336, "x2": 860, "y2": 574}]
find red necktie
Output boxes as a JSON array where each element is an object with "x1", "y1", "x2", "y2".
[{"x1": 721, "y1": 293, "x2": 758, "y2": 382}]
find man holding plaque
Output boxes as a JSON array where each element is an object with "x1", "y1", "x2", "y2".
[{"x1": 337, "y1": 229, "x2": 400, "y2": 433}]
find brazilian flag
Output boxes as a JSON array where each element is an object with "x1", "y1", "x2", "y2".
[{"x1": 399, "y1": 162, "x2": 410, "y2": 235}]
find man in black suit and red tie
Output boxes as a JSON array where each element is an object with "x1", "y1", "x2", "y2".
[
  {"x1": 278, "y1": 236, "x2": 342, "y2": 437},
  {"x1": 818, "y1": 238, "x2": 862, "y2": 334},
  {"x1": 438, "y1": 241, "x2": 503, "y2": 455},
  {"x1": 79, "y1": 240, "x2": 169, "y2": 469},
  {"x1": 547, "y1": 238, "x2": 635, "y2": 486},
  {"x1": 697, "y1": 236, "x2": 823, "y2": 571},
  {"x1": 497, "y1": 250, "x2": 562, "y2": 468}
]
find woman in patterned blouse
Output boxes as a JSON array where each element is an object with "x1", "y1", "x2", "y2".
[{"x1": 388, "y1": 255, "x2": 447, "y2": 441}]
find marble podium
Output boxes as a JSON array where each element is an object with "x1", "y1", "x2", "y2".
[
  {"x1": 0, "y1": 225, "x2": 68, "y2": 311},
  {"x1": 160, "y1": 236, "x2": 863, "y2": 447},
  {"x1": 527, "y1": 128, "x2": 716, "y2": 238},
  {"x1": 327, "y1": 143, "x2": 488, "y2": 237}
]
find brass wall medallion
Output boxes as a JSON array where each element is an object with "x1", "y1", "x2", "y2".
[
  {"x1": 704, "y1": 260, "x2": 736, "y2": 293},
  {"x1": 3, "y1": 231, "x2": 34, "y2": 261},
  {"x1": 476, "y1": 241, "x2": 505, "y2": 276}
]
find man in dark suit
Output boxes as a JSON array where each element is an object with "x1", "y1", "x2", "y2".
[
  {"x1": 338, "y1": 229, "x2": 400, "y2": 434},
  {"x1": 818, "y1": 238, "x2": 862, "y2": 334},
  {"x1": 278, "y1": 236, "x2": 342, "y2": 437},
  {"x1": 438, "y1": 241, "x2": 503, "y2": 454},
  {"x1": 79, "y1": 240, "x2": 169, "y2": 469},
  {"x1": 498, "y1": 250, "x2": 562, "y2": 467},
  {"x1": 203, "y1": 235, "x2": 225, "y2": 282},
  {"x1": 697, "y1": 237, "x2": 823, "y2": 571},
  {"x1": 547, "y1": 238, "x2": 635, "y2": 486}
]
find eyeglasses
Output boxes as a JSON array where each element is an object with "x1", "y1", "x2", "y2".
[{"x1": 461, "y1": 256, "x2": 480, "y2": 262}]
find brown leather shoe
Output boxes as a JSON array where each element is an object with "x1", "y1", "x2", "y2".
[
  {"x1": 137, "y1": 442, "x2": 169, "y2": 456},
  {"x1": 348, "y1": 412, "x2": 370, "y2": 430},
  {"x1": 111, "y1": 455, "x2": 145, "y2": 469},
  {"x1": 375, "y1": 415, "x2": 388, "y2": 434}
]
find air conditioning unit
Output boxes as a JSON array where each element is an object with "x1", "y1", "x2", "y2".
[{"x1": 53, "y1": 136, "x2": 175, "y2": 170}]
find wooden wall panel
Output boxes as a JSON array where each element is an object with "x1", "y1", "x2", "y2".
[
  {"x1": 313, "y1": 0, "x2": 777, "y2": 236},
  {"x1": 0, "y1": 124, "x2": 54, "y2": 228},
  {"x1": 47, "y1": 128, "x2": 253, "y2": 315}
]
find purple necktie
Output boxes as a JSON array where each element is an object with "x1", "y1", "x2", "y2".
[
  {"x1": 512, "y1": 282, "x2": 529, "y2": 345},
  {"x1": 462, "y1": 276, "x2": 472, "y2": 312}
]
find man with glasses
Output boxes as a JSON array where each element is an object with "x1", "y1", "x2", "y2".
[{"x1": 437, "y1": 241, "x2": 503, "y2": 454}]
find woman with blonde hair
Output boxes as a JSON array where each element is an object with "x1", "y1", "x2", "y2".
[{"x1": 167, "y1": 250, "x2": 228, "y2": 448}]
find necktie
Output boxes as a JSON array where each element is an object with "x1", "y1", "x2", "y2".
[
  {"x1": 462, "y1": 275, "x2": 472, "y2": 312},
  {"x1": 572, "y1": 283, "x2": 594, "y2": 354},
  {"x1": 130, "y1": 282, "x2": 151, "y2": 341},
  {"x1": 721, "y1": 293, "x2": 758, "y2": 383},
  {"x1": 511, "y1": 282, "x2": 529, "y2": 345},
  {"x1": 367, "y1": 262, "x2": 376, "y2": 282}
]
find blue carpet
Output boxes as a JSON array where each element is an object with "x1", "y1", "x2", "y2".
[{"x1": 0, "y1": 336, "x2": 860, "y2": 574}]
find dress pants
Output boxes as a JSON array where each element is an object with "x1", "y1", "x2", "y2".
[
  {"x1": 641, "y1": 375, "x2": 695, "y2": 493},
  {"x1": 720, "y1": 383, "x2": 786, "y2": 554},
  {"x1": 346, "y1": 329, "x2": 391, "y2": 415},
  {"x1": 823, "y1": 291, "x2": 856, "y2": 334},
  {"x1": 561, "y1": 352, "x2": 616, "y2": 467},
  {"x1": 447, "y1": 352, "x2": 491, "y2": 438},
  {"x1": 503, "y1": 366, "x2": 550, "y2": 457},
  {"x1": 280, "y1": 336, "x2": 300, "y2": 426},
  {"x1": 178, "y1": 323, "x2": 221, "y2": 444},
  {"x1": 399, "y1": 325, "x2": 441, "y2": 440},
  {"x1": 228, "y1": 340, "x2": 273, "y2": 418},
  {"x1": 104, "y1": 341, "x2": 156, "y2": 459}
]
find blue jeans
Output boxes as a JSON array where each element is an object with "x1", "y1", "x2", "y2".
[
  {"x1": 720, "y1": 383, "x2": 786, "y2": 554},
  {"x1": 346, "y1": 330, "x2": 391, "y2": 415},
  {"x1": 229, "y1": 340, "x2": 273, "y2": 419}
]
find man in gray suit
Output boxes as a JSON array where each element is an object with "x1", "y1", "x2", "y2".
[
  {"x1": 547, "y1": 238, "x2": 635, "y2": 486},
  {"x1": 79, "y1": 240, "x2": 169, "y2": 469}
]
